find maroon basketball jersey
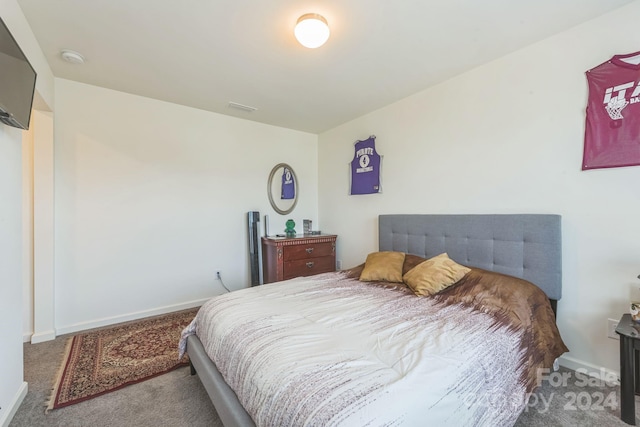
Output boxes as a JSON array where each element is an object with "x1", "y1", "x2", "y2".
[{"x1": 583, "y1": 51, "x2": 640, "y2": 170}]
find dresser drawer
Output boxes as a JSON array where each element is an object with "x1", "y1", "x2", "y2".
[
  {"x1": 283, "y1": 241, "x2": 334, "y2": 261},
  {"x1": 283, "y1": 256, "x2": 335, "y2": 279}
]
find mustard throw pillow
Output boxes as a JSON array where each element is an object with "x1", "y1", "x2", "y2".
[
  {"x1": 403, "y1": 253, "x2": 471, "y2": 296},
  {"x1": 359, "y1": 251, "x2": 406, "y2": 283}
]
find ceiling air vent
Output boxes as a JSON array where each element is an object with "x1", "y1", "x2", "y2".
[{"x1": 228, "y1": 102, "x2": 257, "y2": 112}]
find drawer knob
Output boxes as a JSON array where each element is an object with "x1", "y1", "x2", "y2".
[
  {"x1": 306, "y1": 247, "x2": 314, "y2": 253},
  {"x1": 306, "y1": 261, "x2": 315, "y2": 268}
]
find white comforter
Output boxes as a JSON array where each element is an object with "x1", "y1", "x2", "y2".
[{"x1": 181, "y1": 272, "x2": 529, "y2": 427}]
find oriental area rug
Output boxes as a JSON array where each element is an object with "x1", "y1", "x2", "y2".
[{"x1": 46, "y1": 307, "x2": 198, "y2": 411}]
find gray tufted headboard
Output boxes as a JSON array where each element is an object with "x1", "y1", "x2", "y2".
[{"x1": 379, "y1": 214, "x2": 562, "y2": 302}]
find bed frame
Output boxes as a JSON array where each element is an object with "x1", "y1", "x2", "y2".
[{"x1": 186, "y1": 213, "x2": 562, "y2": 427}]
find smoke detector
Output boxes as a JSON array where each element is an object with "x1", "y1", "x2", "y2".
[{"x1": 61, "y1": 49, "x2": 85, "y2": 64}]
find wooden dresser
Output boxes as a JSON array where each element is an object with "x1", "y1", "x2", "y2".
[{"x1": 262, "y1": 234, "x2": 337, "y2": 284}]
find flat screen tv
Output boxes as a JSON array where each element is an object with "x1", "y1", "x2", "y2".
[{"x1": 0, "y1": 16, "x2": 37, "y2": 130}]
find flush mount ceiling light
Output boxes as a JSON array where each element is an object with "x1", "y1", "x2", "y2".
[
  {"x1": 294, "y1": 13, "x2": 330, "y2": 48},
  {"x1": 61, "y1": 49, "x2": 85, "y2": 64}
]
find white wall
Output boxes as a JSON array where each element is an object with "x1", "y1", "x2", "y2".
[
  {"x1": 31, "y1": 110, "x2": 55, "y2": 342},
  {"x1": 0, "y1": 124, "x2": 28, "y2": 426},
  {"x1": 0, "y1": 0, "x2": 54, "y2": 424},
  {"x1": 53, "y1": 78, "x2": 318, "y2": 333},
  {"x1": 318, "y1": 1, "x2": 640, "y2": 374},
  {"x1": 21, "y1": 114, "x2": 33, "y2": 342}
]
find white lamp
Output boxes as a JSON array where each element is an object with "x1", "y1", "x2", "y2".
[{"x1": 294, "y1": 13, "x2": 330, "y2": 48}]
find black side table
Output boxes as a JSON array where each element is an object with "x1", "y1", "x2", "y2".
[{"x1": 616, "y1": 313, "x2": 640, "y2": 425}]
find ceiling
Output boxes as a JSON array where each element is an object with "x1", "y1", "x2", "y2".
[{"x1": 17, "y1": 0, "x2": 634, "y2": 134}]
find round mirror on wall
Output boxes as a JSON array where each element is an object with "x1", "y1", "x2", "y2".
[{"x1": 267, "y1": 163, "x2": 298, "y2": 215}]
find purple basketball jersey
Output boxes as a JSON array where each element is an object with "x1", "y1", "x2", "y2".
[
  {"x1": 281, "y1": 167, "x2": 295, "y2": 199},
  {"x1": 350, "y1": 136, "x2": 381, "y2": 195}
]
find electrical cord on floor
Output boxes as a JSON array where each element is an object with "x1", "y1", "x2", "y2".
[{"x1": 217, "y1": 272, "x2": 231, "y2": 293}]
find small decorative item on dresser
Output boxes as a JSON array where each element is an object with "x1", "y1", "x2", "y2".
[
  {"x1": 633, "y1": 274, "x2": 640, "y2": 324},
  {"x1": 285, "y1": 219, "x2": 296, "y2": 237},
  {"x1": 632, "y1": 302, "x2": 640, "y2": 324},
  {"x1": 303, "y1": 219, "x2": 312, "y2": 235}
]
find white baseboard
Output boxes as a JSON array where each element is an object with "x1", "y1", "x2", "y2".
[
  {"x1": 22, "y1": 332, "x2": 32, "y2": 343},
  {"x1": 30, "y1": 329, "x2": 56, "y2": 344},
  {"x1": 559, "y1": 354, "x2": 620, "y2": 384},
  {"x1": 55, "y1": 298, "x2": 209, "y2": 336},
  {"x1": 0, "y1": 381, "x2": 28, "y2": 427}
]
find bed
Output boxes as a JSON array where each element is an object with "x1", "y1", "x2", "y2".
[{"x1": 181, "y1": 214, "x2": 567, "y2": 426}]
